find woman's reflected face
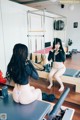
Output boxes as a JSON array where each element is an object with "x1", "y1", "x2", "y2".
[{"x1": 55, "y1": 42, "x2": 60, "y2": 49}]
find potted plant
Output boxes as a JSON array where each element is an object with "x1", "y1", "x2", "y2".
[{"x1": 68, "y1": 39, "x2": 73, "y2": 46}]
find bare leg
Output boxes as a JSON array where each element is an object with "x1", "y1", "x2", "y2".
[
  {"x1": 54, "y1": 67, "x2": 66, "y2": 92},
  {"x1": 54, "y1": 75, "x2": 64, "y2": 91},
  {"x1": 47, "y1": 68, "x2": 57, "y2": 89}
]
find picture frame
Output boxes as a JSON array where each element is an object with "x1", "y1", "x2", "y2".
[{"x1": 73, "y1": 22, "x2": 78, "y2": 28}]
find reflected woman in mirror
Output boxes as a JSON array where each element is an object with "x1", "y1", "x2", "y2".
[
  {"x1": 47, "y1": 38, "x2": 66, "y2": 92},
  {"x1": 6, "y1": 43, "x2": 42, "y2": 104}
]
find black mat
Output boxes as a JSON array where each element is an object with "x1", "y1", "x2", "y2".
[{"x1": 63, "y1": 68, "x2": 80, "y2": 77}]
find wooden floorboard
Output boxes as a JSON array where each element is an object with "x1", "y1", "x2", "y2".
[
  {"x1": 64, "y1": 53, "x2": 80, "y2": 70},
  {"x1": 30, "y1": 78, "x2": 80, "y2": 105}
]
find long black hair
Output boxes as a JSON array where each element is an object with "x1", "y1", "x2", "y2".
[
  {"x1": 52, "y1": 38, "x2": 65, "y2": 53},
  {"x1": 7, "y1": 43, "x2": 28, "y2": 84}
]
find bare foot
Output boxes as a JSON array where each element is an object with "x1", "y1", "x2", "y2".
[
  {"x1": 59, "y1": 86, "x2": 64, "y2": 92},
  {"x1": 47, "y1": 84, "x2": 53, "y2": 89}
]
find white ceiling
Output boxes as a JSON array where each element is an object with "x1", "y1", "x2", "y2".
[
  {"x1": 11, "y1": 0, "x2": 80, "y2": 4},
  {"x1": 10, "y1": 0, "x2": 80, "y2": 17},
  {"x1": 10, "y1": 0, "x2": 80, "y2": 10},
  {"x1": 26, "y1": 1, "x2": 60, "y2": 9}
]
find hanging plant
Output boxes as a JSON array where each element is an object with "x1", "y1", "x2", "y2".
[{"x1": 68, "y1": 39, "x2": 73, "y2": 46}]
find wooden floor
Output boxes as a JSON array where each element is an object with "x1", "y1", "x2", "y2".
[
  {"x1": 0, "y1": 53, "x2": 80, "y2": 120},
  {"x1": 64, "y1": 53, "x2": 80, "y2": 70}
]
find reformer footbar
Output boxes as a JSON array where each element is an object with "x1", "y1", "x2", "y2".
[{"x1": 47, "y1": 87, "x2": 70, "y2": 120}]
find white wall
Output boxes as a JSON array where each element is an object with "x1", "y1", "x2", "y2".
[
  {"x1": 0, "y1": 0, "x2": 6, "y2": 75},
  {"x1": 45, "y1": 16, "x2": 53, "y2": 44},
  {"x1": 0, "y1": 0, "x2": 35, "y2": 75},
  {"x1": 0, "y1": 0, "x2": 27, "y2": 75}
]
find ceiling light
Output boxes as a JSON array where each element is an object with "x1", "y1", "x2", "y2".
[
  {"x1": 69, "y1": 4, "x2": 74, "y2": 10},
  {"x1": 50, "y1": 0, "x2": 58, "y2": 2}
]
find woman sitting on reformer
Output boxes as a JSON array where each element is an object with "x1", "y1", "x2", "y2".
[
  {"x1": 6, "y1": 43, "x2": 42, "y2": 104},
  {"x1": 47, "y1": 38, "x2": 66, "y2": 92}
]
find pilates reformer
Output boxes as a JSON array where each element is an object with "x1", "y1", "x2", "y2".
[
  {"x1": 37, "y1": 68, "x2": 80, "y2": 93},
  {"x1": 46, "y1": 87, "x2": 74, "y2": 120},
  {"x1": 30, "y1": 50, "x2": 80, "y2": 93},
  {"x1": 37, "y1": 66, "x2": 80, "y2": 93},
  {"x1": 0, "y1": 87, "x2": 74, "y2": 120}
]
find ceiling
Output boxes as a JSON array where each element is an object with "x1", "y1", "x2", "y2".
[
  {"x1": 10, "y1": 0, "x2": 80, "y2": 13},
  {"x1": 10, "y1": 0, "x2": 80, "y2": 4},
  {"x1": 10, "y1": 0, "x2": 80, "y2": 9}
]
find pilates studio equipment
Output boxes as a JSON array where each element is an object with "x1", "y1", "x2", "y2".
[
  {"x1": 47, "y1": 87, "x2": 71, "y2": 120},
  {"x1": 63, "y1": 68, "x2": 80, "y2": 77},
  {"x1": 0, "y1": 88, "x2": 74, "y2": 120},
  {"x1": 27, "y1": 9, "x2": 66, "y2": 61},
  {"x1": 43, "y1": 87, "x2": 74, "y2": 120},
  {"x1": 0, "y1": 94, "x2": 51, "y2": 120},
  {"x1": 37, "y1": 69, "x2": 80, "y2": 93}
]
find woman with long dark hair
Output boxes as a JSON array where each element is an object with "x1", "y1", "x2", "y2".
[
  {"x1": 6, "y1": 43, "x2": 42, "y2": 104},
  {"x1": 47, "y1": 38, "x2": 66, "y2": 92}
]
